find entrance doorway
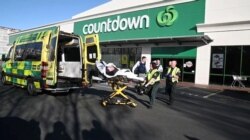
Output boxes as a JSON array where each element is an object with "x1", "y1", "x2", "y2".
[
  {"x1": 161, "y1": 58, "x2": 196, "y2": 82},
  {"x1": 152, "y1": 46, "x2": 197, "y2": 83}
]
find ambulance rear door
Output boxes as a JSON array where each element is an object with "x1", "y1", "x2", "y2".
[{"x1": 83, "y1": 34, "x2": 101, "y2": 83}]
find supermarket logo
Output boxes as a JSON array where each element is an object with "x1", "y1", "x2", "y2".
[
  {"x1": 157, "y1": 6, "x2": 178, "y2": 27},
  {"x1": 82, "y1": 15, "x2": 150, "y2": 35}
]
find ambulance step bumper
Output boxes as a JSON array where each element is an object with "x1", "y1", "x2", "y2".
[{"x1": 45, "y1": 87, "x2": 81, "y2": 93}]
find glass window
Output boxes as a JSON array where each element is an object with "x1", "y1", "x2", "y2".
[
  {"x1": 49, "y1": 37, "x2": 57, "y2": 61},
  {"x1": 224, "y1": 76, "x2": 235, "y2": 86},
  {"x1": 108, "y1": 48, "x2": 114, "y2": 54},
  {"x1": 122, "y1": 48, "x2": 128, "y2": 54},
  {"x1": 210, "y1": 46, "x2": 249, "y2": 87},
  {"x1": 64, "y1": 47, "x2": 80, "y2": 62},
  {"x1": 241, "y1": 46, "x2": 250, "y2": 75},
  {"x1": 15, "y1": 42, "x2": 42, "y2": 61},
  {"x1": 136, "y1": 47, "x2": 142, "y2": 54},
  {"x1": 183, "y1": 59, "x2": 196, "y2": 73},
  {"x1": 135, "y1": 47, "x2": 142, "y2": 62},
  {"x1": 6, "y1": 46, "x2": 14, "y2": 60},
  {"x1": 225, "y1": 46, "x2": 241, "y2": 75},
  {"x1": 25, "y1": 42, "x2": 42, "y2": 61},
  {"x1": 210, "y1": 46, "x2": 225, "y2": 74},
  {"x1": 183, "y1": 73, "x2": 194, "y2": 82},
  {"x1": 244, "y1": 79, "x2": 250, "y2": 87},
  {"x1": 101, "y1": 48, "x2": 107, "y2": 54},
  {"x1": 129, "y1": 48, "x2": 136, "y2": 55},
  {"x1": 209, "y1": 75, "x2": 224, "y2": 85},
  {"x1": 114, "y1": 48, "x2": 121, "y2": 54},
  {"x1": 14, "y1": 44, "x2": 26, "y2": 61}
]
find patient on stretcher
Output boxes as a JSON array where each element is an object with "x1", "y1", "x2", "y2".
[
  {"x1": 106, "y1": 63, "x2": 119, "y2": 77},
  {"x1": 96, "y1": 61, "x2": 139, "y2": 107},
  {"x1": 95, "y1": 61, "x2": 144, "y2": 81}
]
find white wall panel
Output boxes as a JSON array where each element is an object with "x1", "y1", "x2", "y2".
[
  {"x1": 195, "y1": 44, "x2": 211, "y2": 85},
  {"x1": 205, "y1": 0, "x2": 250, "y2": 23},
  {"x1": 60, "y1": 23, "x2": 74, "y2": 33}
]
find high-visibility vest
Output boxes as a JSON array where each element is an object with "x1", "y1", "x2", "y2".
[
  {"x1": 167, "y1": 67, "x2": 180, "y2": 83},
  {"x1": 147, "y1": 69, "x2": 160, "y2": 82}
]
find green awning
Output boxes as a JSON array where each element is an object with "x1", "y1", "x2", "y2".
[{"x1": 152, "y1": 46, "x2": 197, "y2": 59}]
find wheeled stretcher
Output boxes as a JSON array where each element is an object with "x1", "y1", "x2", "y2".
[
  {"x1": 101, "y1": 78, "x2": 137, "y2": 107},
  {"x1": 95, "y1": 61, "x2": 144, "y2": 107}
]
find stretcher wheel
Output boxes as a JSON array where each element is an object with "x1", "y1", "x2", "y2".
[
  {"x1": 101, "y1": 101, "x2": 107, "y2": 107},
  {"x1": 130, "y1": 103, "x2": 137, "y2": 107}
]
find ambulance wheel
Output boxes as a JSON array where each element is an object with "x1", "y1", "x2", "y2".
[
  {"x1": 1, "y1": 73, "x2": 7, "y2": 85},
  {"x1": 27, "y1": 79, "x2": 37, "y2": 96}
]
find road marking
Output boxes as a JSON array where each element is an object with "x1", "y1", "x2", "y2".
[
  {"x1": 179, "y1": 91, "x2": 196, "y2": 96},
  {"x1": 203, "y1": 91, "x2": 222, "y2": 98},
  {"x1": 188, "y1": 88, "x2": 217, "y2": 94}
]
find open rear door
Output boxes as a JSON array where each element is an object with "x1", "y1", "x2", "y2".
[
  {"x1": 83, "y1": 34, "x2": 101, "y2": 84},
  {"x1": 45, "y1": 27, "x2": 60, "y2": 86}
]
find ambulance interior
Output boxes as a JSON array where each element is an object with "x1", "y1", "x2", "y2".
[{"x1": 57, "y1": 32, "x2": 82, "y2": 80}]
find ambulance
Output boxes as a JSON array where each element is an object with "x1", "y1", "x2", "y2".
[{"x1": 1, "y1": 27, "x2": 101, "y2": 95}]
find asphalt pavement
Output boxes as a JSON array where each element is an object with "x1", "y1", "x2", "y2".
[{"x1": 0, "y1": 82, "x2": 250, "y2": 140}]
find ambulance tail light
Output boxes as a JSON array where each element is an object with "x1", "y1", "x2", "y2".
[{"x1": 41, "y1": 62, "x2": 48, "y2": 78}]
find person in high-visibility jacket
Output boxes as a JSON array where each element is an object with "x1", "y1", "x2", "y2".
[
  {"x1": 165, "y1": 60, "x2": 181, "y2": 105},
  {"x1": 144, "y1": 61, "x2": 161, "y2": 108}
]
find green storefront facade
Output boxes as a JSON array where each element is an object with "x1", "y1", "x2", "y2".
[
  {"x1": 74, "y1": 0, "x2": 205, "y2": 42},
  {"x1": 74, "y1": 0, "x2": 206, "y2": 82}
]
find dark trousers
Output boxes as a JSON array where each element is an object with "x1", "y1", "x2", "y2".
[
  {"x1": 148, "y1": 82, "x2": 160, "y2": 106},
  {"x1": 165, "y1": 80, "x2": 177, "y2": 104}
]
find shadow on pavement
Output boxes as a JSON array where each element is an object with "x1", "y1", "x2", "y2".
[
  {"x1": 80, "y1": 87, "x2": 110, "y2": 98},
  {"x1": 81, "y1": 86, "x2": 151, "y2": 108},
  {"x1": 156, "y1": 95, "x2": 169, "y2": 105},
  {"x1": 82, "y1": 120, "x2": 114, "y2": 140},
  {"x1": 219, "y1": 89, "x2": 250, "y2": 101},
  {"x1": 69, "y1": 92, "x2": 81, "y2": 140},
  {"x1": 80, "y1": 87, "x2": 158, "y2": 140},
  {"x1": 0, "y1": 85, "x2": 164, "y2": 140},
  {"x1": 173, "y1": 95, "x2": 250, "y2": 140},
  {"x1": 0, "y1": 117, "x2": 41, "y2": 140},
  {"x1": 45, "y1": 121, "x2": 71, "y2": 140},
  {"x1": 184, "y1": 134, "x2": 200, "y2": 140},
  {"x1": 125, "y1": 91, "x2": 151, "y2": 108}
]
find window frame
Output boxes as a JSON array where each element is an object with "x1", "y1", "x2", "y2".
[
  {"x1": 209, "y1": 45, "x2": 250, "y2": 86},
  {"x1": 14, "y1": 42, "x2": 43, "y2": 61}
]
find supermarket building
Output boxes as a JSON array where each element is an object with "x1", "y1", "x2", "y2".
[{"x1": 9, "y1": 0, "x2": 250, "y2": 87}]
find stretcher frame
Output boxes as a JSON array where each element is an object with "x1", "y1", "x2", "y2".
[{"x1": 101, "y1": 78, "x2": 137, "y2": 107}]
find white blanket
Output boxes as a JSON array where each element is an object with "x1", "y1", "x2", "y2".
[{"x1": 95, "y1": 61, "x2": 145, "y2": 81}]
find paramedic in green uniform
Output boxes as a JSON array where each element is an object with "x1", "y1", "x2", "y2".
[
  {"x1": 144, "y1": 61, "x2": 161, "y2": 108},
  {"x1": 165, "y1": 60, "x2": 181, "y2": 105}
]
